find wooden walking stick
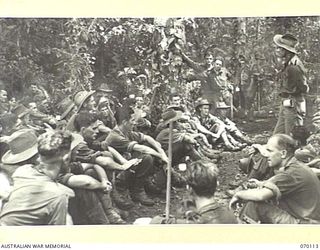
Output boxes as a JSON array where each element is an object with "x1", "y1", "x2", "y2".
[{"x1": 165, "y1": 120, "x2": 173, "y2": 222}]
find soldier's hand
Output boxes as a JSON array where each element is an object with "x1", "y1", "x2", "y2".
[
  {"x1": 229, "y1": 195, "x2": 240, "y2": 210},
  {"x1": 184, "y1": 135, "x2": 197, "y2": 145},
  {"x1": 101, "y1": 180, "x2": 112, "y2": 192},
  {"x1": 248, "y1": 178, "x2": 263, "y2": 188},
  {"x1": 100, "y1": 141, "x2": 109, "y2": 150}
]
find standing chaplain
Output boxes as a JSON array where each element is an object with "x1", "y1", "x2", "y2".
[{"x1": 272, "y1": 34, "x2": 309, "y2": 135}]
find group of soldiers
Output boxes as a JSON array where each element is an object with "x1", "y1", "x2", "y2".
[
  {"x1": 0, "y1": 33, "x2": 320, "y2": 225},
  {"x1": 0, "y1": 79, "x2": 253, "y2": 225}
]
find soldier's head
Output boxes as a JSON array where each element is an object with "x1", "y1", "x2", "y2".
[
  {"x1": 169, "y1": 93, "x2": 182, "y2": 107},
  {"x1": 74, "y1": 111, "x2": 100, "y2": 141},
  {"x1": 186, "y1": 160, "x2": 219, "y2": 199},
  {"x1": 205, "y1": 53, "x2": 214, "y2": 67},
  {"x1": 73, "y1": 91, "x2": 97, "y2": 112},
  {"x1": 195, "y1": 98, "x2": 211, "y2": 116},
  {"x1": 37, "y1": 131, "x2": 72, "y2": 179},
  {"x1": 115, "y1": 105, "x2": 137, "y2": 132},
  {"x1": 213, "y1": 56, "x2": 224, "y2": 72},
  {"x1": 30, "y1": 84, "x2": 39, "y2": 94},
  {"x1": 135, "y1": 96, "x2": 144, "y2": 108},
  {"x1": 262, "y1": 134, "x2": 297, "y2": 169},
  {"x1": 28, "y1": 102, "x2": 38, "y2": 112},
  {"x1": 290, "y1": 125, "x2": 310, "y2": 147},
  {"x1": 273, "y1": 34, "x2": 298, "y2": 58}
]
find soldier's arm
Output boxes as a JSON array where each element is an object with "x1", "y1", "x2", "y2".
[
  {"x1": 229, "y1": 188, "x2": 274, "y2": 209},
  {"x1": 180, "y1": 51, "x2": 204, "y2": 73}
]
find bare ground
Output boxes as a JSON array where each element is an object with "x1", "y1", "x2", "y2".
[{"x1": 124, "y1": 117, "x2": 277, "y2": 224}]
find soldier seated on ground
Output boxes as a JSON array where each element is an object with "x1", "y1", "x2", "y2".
[
  {"x1": 291, "y1": 123, "x2": 320, "y2": 177},
  {"x1": 97, "y1": 98, "x2": 117, "y2": 129},
  {"x1": 73, "y1": 111, "x2": 141, "y2": 172},
  {"x1": 192, "y1": 98, "x2": 245, "y2": 151},
  {"x1": 0, "y1": 130, "x2": 75, "y2": 225},
  {"x1": 10, "y1": 105, "x2": 44, "y2": 133},
  {"x1": 215, "y1": 101, "x2": 253, "y2": 145},
  {"x1": 306, "y1": 112, "x2": 320, "y2": 157},
  {"x1": 151, "y1": 160, "x2": 238, "y2": 224},
  {"x1": 226, "y1": 143, "x2": 274, "y2": 198},
  {"x1": 134, "y1": 95, "x2": 151, "y2": 119},
  {"x1": 104, "y1": 104, "x2": 169, "y2": 207},
  {"x1": 29, "y1": 84, "x2": 49, "y2": 104},
  {"x1": 228, "y1": 125, "x2": 315, "y2": 198},
  {"x1": 66, "y1": 90, "x2": 104, "y2": 131},
  {"x1": 28, "y1": 102, "x2": 57, "y2": 129},
  {"x1": 156, "y1": 109, "x2": 220, "y2": 167},
  {"x1": 167, "y1": 93, "x2": 190, "y2": 114},
  {"x1": 0, "y1": 89, "x2": 10, "y2": 115},
  {"x1": 229, "y1": 134, "x2": 320, "y2": 224},
  {"x1": 58, "y1": 134, "x2": 125, "y2": 224},
  {"x1": 158, "y1": 97, "x2": 222, "y2": 158}
]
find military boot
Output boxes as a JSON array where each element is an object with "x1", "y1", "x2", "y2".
[
  {"x1": 225, "y1": 142, "x2": 241, "y2": 151},
  {"x1": 105, "y1": 209, "x2": 126, "y2": 224},
  {"x1": 144, "y1": 175, "x2": 165, "y2": 195},
  {"x1": 199, "y1": 146, "x2": 221, "y2": 160},
  {"x1": 111, "y1": 170, "x2": 135, "y2": 210},
  {"x1": 130, "y1": 179, "x2": 155, "y2": 206},
  {"x1": 111, "y1": 187, "x2": 134, "y2": 210},
  {"x1": 240, "y1": 135, "x2": 254, "y2": 145}
]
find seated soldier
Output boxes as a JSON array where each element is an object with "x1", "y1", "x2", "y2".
[
  {"x1": 193, "y1": 98, "x2": 242, "y2": 151},
  {"x1": 215, "y1": 101, "x2": 252, "y2": 145},
  {"x1": 73, "y1": 111, "x2": 140, "y2": 172},
  {"x1": 228, "y1": 125, "x2": 312, "y2": 198},
  {"x1": 59, "y1": 137, "x2": 125, "y2": 224},
  {"x1": 151, "y1": 160, "x2": 238, "y2": 224},
  {"x1": 156, "y1": 110, "x2": 218, "y2": 166},
  {"x1": 28, "y1": 102, "x2": 57, "y2": 129},
  {"x1": 167, "y1": 93, "x2": 190, "y2": 114},
  {"x1": 66, "y1": 90, "x2": 107, "y2": 132},
  {"x1": 306, "y1": 112, "x2": 320, "y2": 157},
  {"x1": 0, "y1": 89, "x2": 10, "y2": 115},
  {"x1": 134, "y1": 95, "x2": 151, "y2": 120},
  {"x1": 158, "y1": 97, "x2": 222, "y2": 157},
  {"x1": 229, "y1": 134, "x2": 320, "y2": 224},
  {"x1": 291, "y1": 124, "x2": 320, "y2": 177},
  {"x1": 226, "y1": 143, "x2": 274, "y2": 197},
  {"x1": 0, "y1": 130, "x2": 74, "y2": 225},
  {"x1": 1, "y1": 129, "x2": 124, "y2": 225},
  {"x1": 105, "y1": 105, "x2": 169, "y2": 206},
  {"x1": 29, "y1": 84, "x2": 49, "y2": 104},
  {"x1": 0, "y1": 130, "x2": 40, "y2": 199},
  {"x1": 11, "y1": 104, "x2": 44, "y2": 133},
  {"x1": 97, "y1": 99, "x2": 117, "y2": 129}
]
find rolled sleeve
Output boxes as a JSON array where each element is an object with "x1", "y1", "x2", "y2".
[
  {"x1": 105, "y1": 129, "x2": 138, "y2": 153},
  {"x1": 129, "y1": 131, "x2": 145, "y2": 143},
  {"x1": 127, "y1": 141, "x2": 138, "y2": 152},
  {"x1": 57, "y1": 173, "x2": 74, "y2": 186},
  {"x1": 71, "y1": 143, "x2": 102, "y2": 164},
  {"x1": 267, "y1": 172, "x2": 297, "y2": 197},
  {"x1": 263, "y1": 181, "x2": 281, "y2": 200}
]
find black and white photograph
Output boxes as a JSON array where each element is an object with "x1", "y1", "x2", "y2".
[{"x1": 0, "y1": 15, "x2": 320, "y2": 227}]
